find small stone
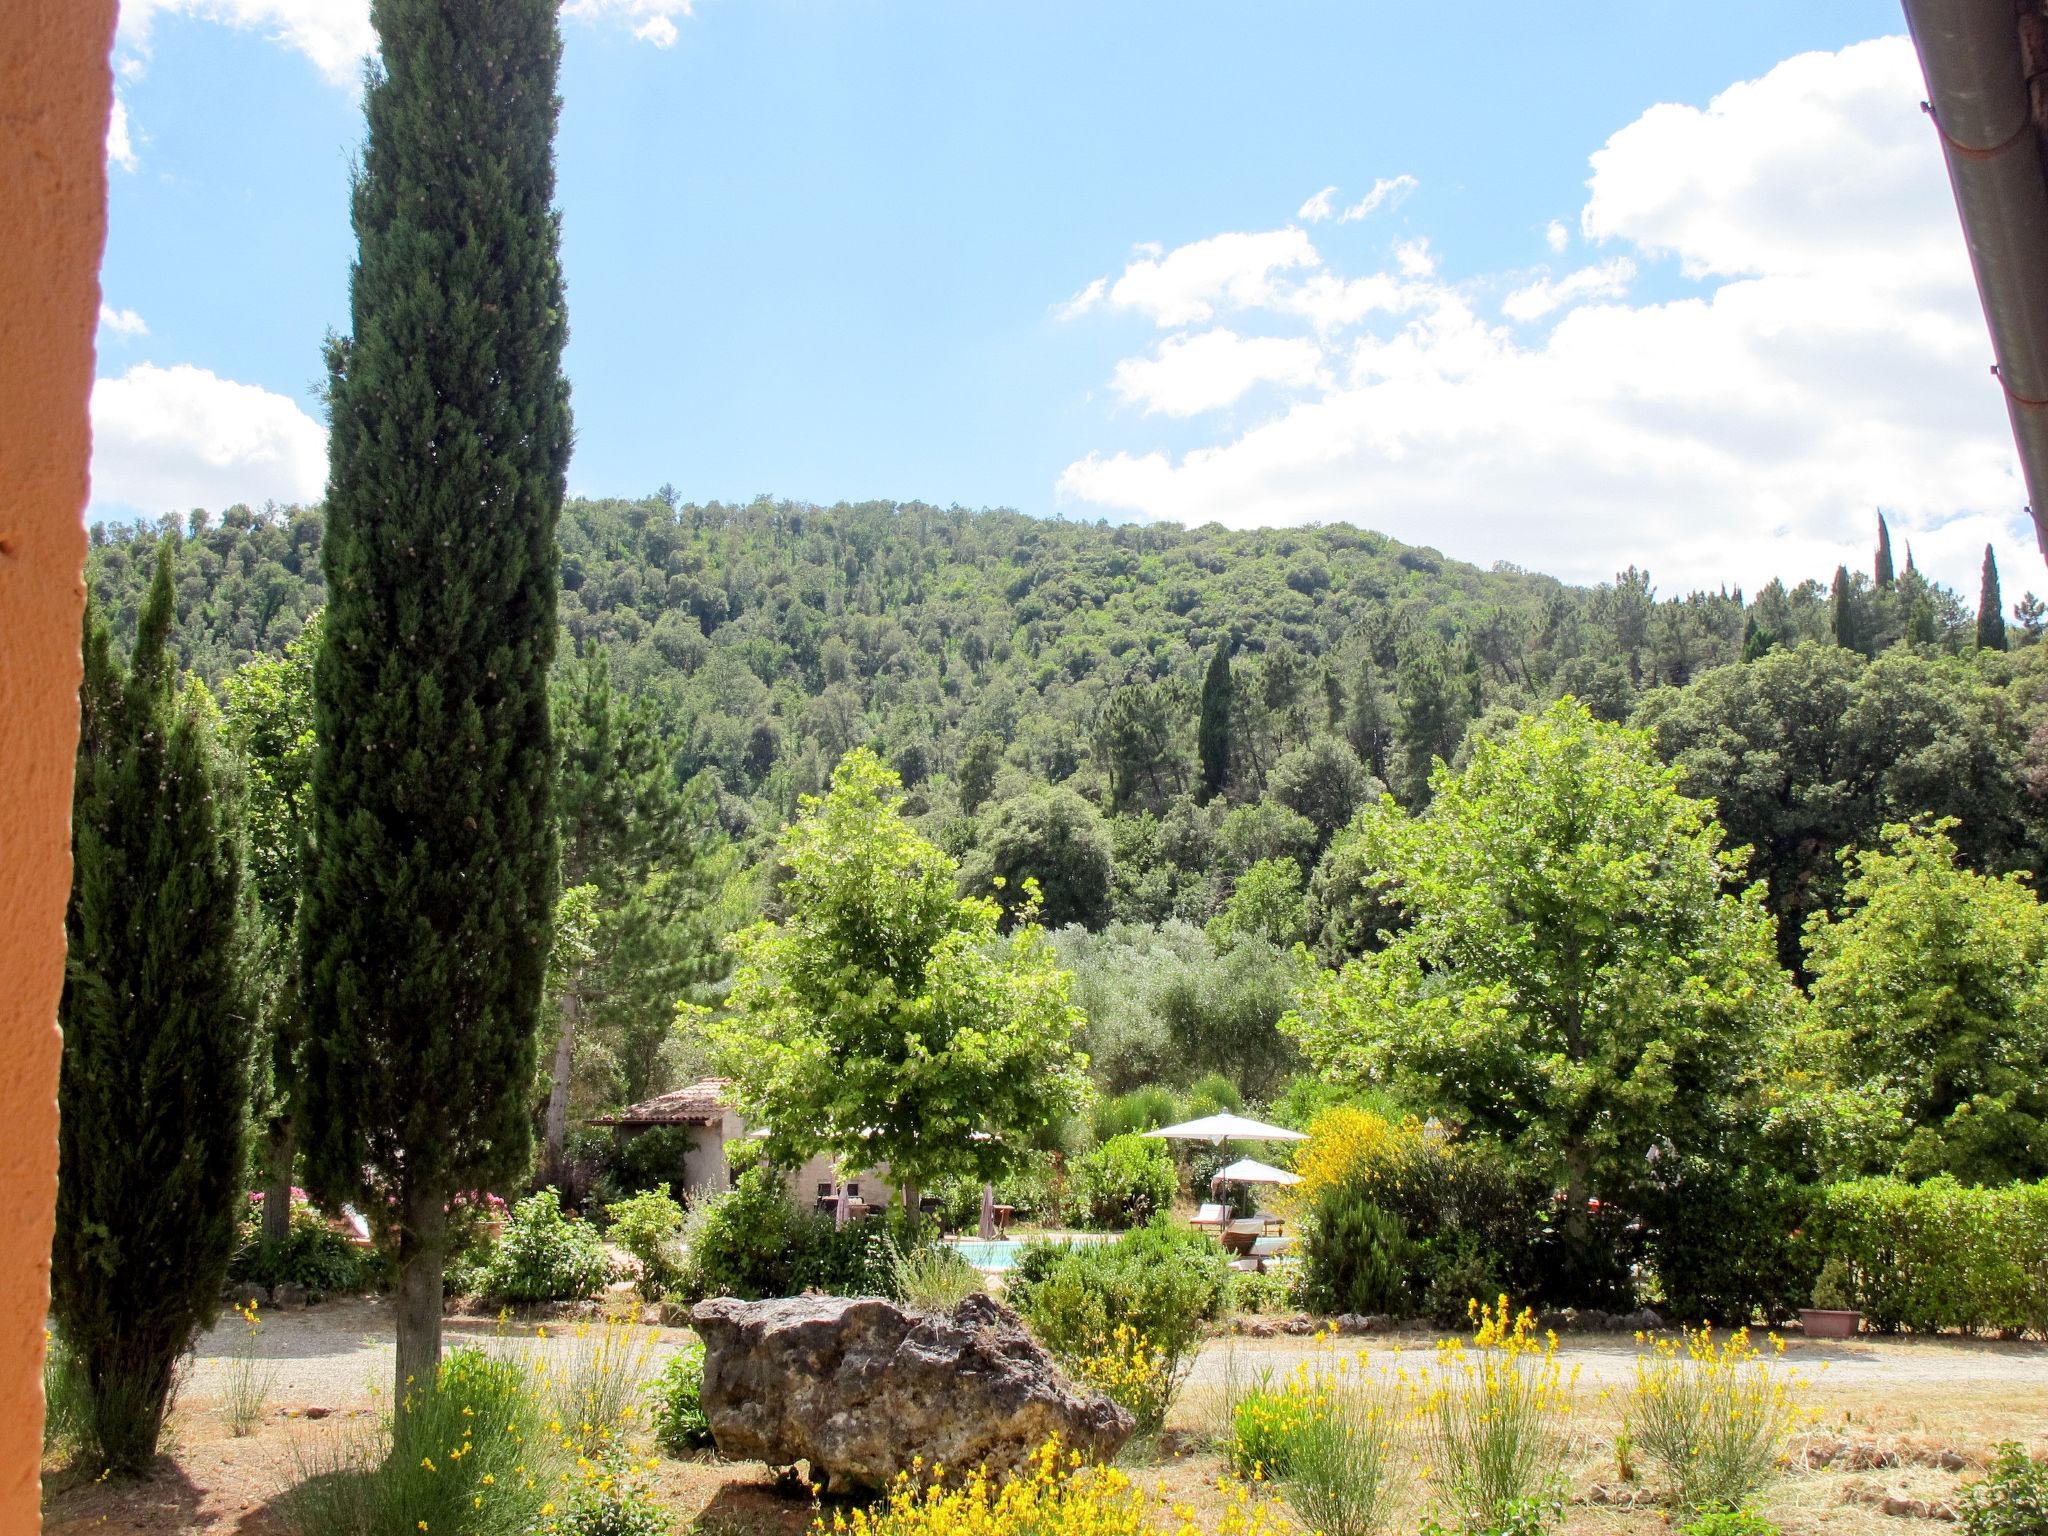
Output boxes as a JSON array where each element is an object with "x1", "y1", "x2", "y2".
[
  {"x1": 228, "y1": 1282, "x2": 266, "y2": 1308},
  {"x1": 1332, "y1": 1313, "x2": 1372, "y2": 1335},
  {"x1": 1938, "y1": 1451, "x2": 1966, "y2": 1471},
  {"x1": 1572, "y1": 1309, "x2": 1609, "y2": 1332},
  {"x1": 1537, "y1": 1309, "x2": 1573, "y2": 1333},
  {"x1": 1633, "y1": 1307, "x2": 1664, "y2": 1330},
  {"x1": 1281, "y1": 1315, "x2": 1316, "y2": 1336},
  {"x1": 1238, "y1": 1319, "x2": 1276, "y2": 1339},
  {"x1": 302, "y1": 1406, "x2": 331, "y2": 1419},
  {"x1": 271, "y1": 1282, "x2": 308, "y2": 1308}
]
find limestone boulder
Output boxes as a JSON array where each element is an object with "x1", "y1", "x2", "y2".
[{"x1": 690, "y1": 1292, "x2": 1133, "y2": 1494}]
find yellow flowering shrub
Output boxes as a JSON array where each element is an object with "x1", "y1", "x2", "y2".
[
  {"x1": 1626, "y1": 1324, "x2": 1813, "y2": 1514},
  {"x1": 1228, "y1": 1342, "x2": 1400, "y2": 1536},
  {"x1": 1071, "y1": 1324, "x2": 1180, "y2": 1437},
  {"x1": 822, "y1": 1440, "x2": 1290, "y2": 1536},
  {"x1": 1286, "y1": 1110, "x2": 1422, "y2": 1216},
  {"x1": 1407, "y1": 1298, "x2": 1578, "y2": 1529}
]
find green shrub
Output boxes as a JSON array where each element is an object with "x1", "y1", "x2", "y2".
[
  {"x1": 892, "y1": 1244, "x2": 985, "y2": 1312},
  {"x1": 605, "y1": 1188, "x2": 685, "y2": 1301},
  {"x1": 1010, "y1": 1218, "x2": 1229, "y2": 1373},
  {"x1": 1818, "y1": 1177, "x2": 2048, "y2": 1335},
  {"x1": 647, "y1": 1342, "x2": 713, "y2": 1456},
  {"x1": 1229, "y1": 1379, "x2": 1321, "y2": 1478},
  {"x1": 1958, "y1": 1443, "x2": 2048, "y2": 1536},
  {"x1": 555, "y1": 1466, "x2": 674, "y2": 1536},
  {"x1": 1073, "y1": 1133, "x2": 1177, "y2": 1229},
  {"x1": 41, "y1": 1328, "x2": 91, "y2": 1457},
  {"x1": 232, "y1": 1199, "x2": 374, "y2": 1294},
  {"x1": 1230, "y1": 1268, "x2": 1298, "y2": 1315},
  {"x1": 281, "y1": 1346, "x2": 555, "y2": 1536},
  {"x1": 1420, "y1": 1231, "x2": 1506, "y2": 1329},
  {"x1": 1092, "y1": 1086, "x2": 1179, "y2": 1144},
  {"x1": 1644, "y1": 1167, "x2": 1814, "y2": 1325},
  {"x1": 480, "y1": 1188, "x2": 612, "y2": 1303},
  {"x1": 1678, "y1": 1511, "x2": 1780, "y2": 1536},
  {"x1": 607, "y1": 1126, "x2": 695, "y2": 1202},
  {"x1": 1302, "y1": 1184, "x2": 1412, "y2": 1317},
  {"x1": 672, "y1": 1169, "x2": 910, "y2": 1303}
]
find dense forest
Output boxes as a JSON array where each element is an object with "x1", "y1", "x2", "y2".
[{"x1": 85, "y1": 495, "x2": 2048, "y2": 1121}]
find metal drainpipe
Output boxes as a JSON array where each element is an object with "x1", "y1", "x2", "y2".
[{"x1": 1901, "y1": 0, "x2": 2048, "y2": 560}]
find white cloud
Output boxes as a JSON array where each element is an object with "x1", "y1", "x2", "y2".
[
  {"x1": 1054, "y1": 277, "x2": 1107, "y2": 321},
  {"x1": 563, "y1": 0, "x2": 698, "y2": 45},
  {"x1": 99, "y1": 305, "x2": 150, "y2": 338},
  {"x1": 1100, "y1": 228, "x2": 1321, "y2": 327},
  {"x1": 1298, "y1": 186, "x2": 1338, "y2": 223},
  {"x1": 1501, "y1": 257, "x2": 1637, "y2": 322},
  {"x1": 106, "y1": 94, "x2": 137, "y2": 172},
  {"x1": 1545, "y1": 219, "x2": 1570, "y2": 253},
  {"x1": 1055, "y1": 36, "x2": 2034, "y2": 599},
  {"x1": 91, "y1": 363, "x2": 328, "y2": 515},
  {"x1": 1338, "y1": 174, "x2": 1418, "y2": 223},
  {"x1": 1112, "y1": 330, "x2": 1326, "y2": 417},
  {"x1": 118, "y1": 0, "x2": 375, "y2": 88}
]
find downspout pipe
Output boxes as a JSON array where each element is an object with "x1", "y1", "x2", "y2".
[{"x1": 1901, "y1": 0, "x2": 2048, "y2": 560}]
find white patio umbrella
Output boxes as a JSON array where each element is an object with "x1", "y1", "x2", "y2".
[
  {"x1": 1209, "y1": 1156, "x2": 1302, "y2": 1190},
  {"x1": 1143, "y1": 1112, "x2": 1307, "y2": 1146}
]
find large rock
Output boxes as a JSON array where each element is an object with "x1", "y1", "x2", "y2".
[{"x1": 690, "y1": 1292, "x2": 1133, "y2": 1494}]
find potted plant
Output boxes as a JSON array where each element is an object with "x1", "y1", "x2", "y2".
[{"x1": 1800, "y1": 1255, "x2": 1862, "y2": 1338}]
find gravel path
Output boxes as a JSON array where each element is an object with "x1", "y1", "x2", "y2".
[{"x1": 184, "y1": 1297, "x2": 2048, "y2": 1411}]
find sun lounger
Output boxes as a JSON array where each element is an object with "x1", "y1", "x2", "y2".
[{"x1": 1190, "y1": 1202, "x2": 1227, "y2": 1234}]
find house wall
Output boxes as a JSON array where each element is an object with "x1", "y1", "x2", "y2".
[{"x1": 0, "y1": 4, "x2": 115, "y2": 1526}]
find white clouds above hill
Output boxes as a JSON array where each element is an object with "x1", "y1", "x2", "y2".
[
  {"x1": 91, "y1": 364, "x2": 328, "y2": 517},
  {"x1": 1055, "y1": 37, "x2": 2035, "y2": 597}
]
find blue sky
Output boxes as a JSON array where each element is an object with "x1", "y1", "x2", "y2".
[{"x1": 92, "y1": 1, "x2": 2041, "y2": 598}]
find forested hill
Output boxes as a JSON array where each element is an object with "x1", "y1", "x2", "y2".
[{"x1": 87, "y1": 494, "x2": 2048, "y2": 986}]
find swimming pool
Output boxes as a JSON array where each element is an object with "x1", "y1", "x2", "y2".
[{"x1": 948, "y1": 1236, "x2": 1103, "y2": 1270}]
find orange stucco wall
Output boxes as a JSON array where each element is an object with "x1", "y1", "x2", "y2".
[{"x1": 0, "y1": 1, "x2": 115, "y2": 1525}]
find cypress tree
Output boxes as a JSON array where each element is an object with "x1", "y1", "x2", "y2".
[
  {"x1": 55, "y1": 546, "x2": 248, "y2": 1470},
  {"x1": 1830, "y1": 565, "x2": 1858, "y2": 653},
  {"x1": 1875, "y1": 512, "x2": 1895, "y2": 588},
  {"x1": 1198, "y1": 638, "x2": 1233, "y2": 803},
  {"x1": 303, "y1": 0, "x2": 571, "y2": 1414},
  {"x1": 1979, "y1": 544, "x2": 2008, "y2": 651}
]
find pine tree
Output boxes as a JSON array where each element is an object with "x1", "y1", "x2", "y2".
[
  {"x1": 55, "y1": 546, "x2": 249, "y2": 1470},
  {"x1": 1978, "y1": 544, "x2": 2008, "y2": 651},
  {"x1": 302, "y1": 0, "x2": 572, "y2": 1416},
  {"x1": 1875, "y1": 512, "x2": 1895, "y2": 588},
  {"x1": 1197, "y1": 638, "x2": 1233, "y2": 803}
]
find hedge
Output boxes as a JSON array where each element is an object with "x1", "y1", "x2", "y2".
[{"x1": 1819, "y1": 1176, "x2": 2048, "y2": 1336}]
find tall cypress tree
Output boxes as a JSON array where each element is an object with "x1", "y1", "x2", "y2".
[
  {"x1": 303, "y1": 0, "x2": 571, "y2": 1413},
  {"x1": 1978, "y1": 544, "x2": 2008, "y2": 651},
  {"x1": 1874, "y1": 512, "x2": 1895, "y2": 589},
  {"x1": 1197, "y1": 638, "x2": 1233, "y2": 803},
  {"x1": 1830, "y1": 565, "x2": 1859, "y2": 653},
  {"x1": 56, "y1": 546, "x2": 248, "y2": 1470}
]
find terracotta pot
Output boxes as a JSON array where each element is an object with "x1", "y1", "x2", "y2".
[{"x1": 1799, "y1": 1307, "x2": 1861, "y2": 1338}]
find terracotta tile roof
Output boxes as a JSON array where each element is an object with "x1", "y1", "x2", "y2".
[{"x1": 589, "y1": 1077, "x2": 733, "y2": 1127}]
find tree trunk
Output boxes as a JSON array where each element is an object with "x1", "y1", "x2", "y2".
[
  {"x1": 900, "y1": 1177, "x2": 920, "y2": 1228},
  {"x1": 262, "y1": 1115, "x2": 295, "y2": 1245},
  {"x1": 543, "y1": 990, "x2": 579, "y2": 1186},
  {"x1": 393, "y1": 1186, "x2": 448, "y2": 1445}
]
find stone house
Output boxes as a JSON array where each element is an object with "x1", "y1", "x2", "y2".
[{"x1": 590, "y1": 1077, "x2": 898, "y2": 1213}]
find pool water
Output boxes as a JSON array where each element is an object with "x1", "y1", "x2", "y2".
[{"x1": 948, "y1": 1235, "x2": 1100, "y2": 1270}]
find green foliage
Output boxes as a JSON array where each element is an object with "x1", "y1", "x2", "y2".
[
  {"x1": 1091, "y1": 1085, "x2": 1180, "y2": 1143},
  {"x1": 890, "y1": 1244, "x2": 987, "y2": 1312},
  {"x1": 302, "y1": 0, "x2": 572, "y2": 1399},
  {"x1": 41, "y1": 1330, "x2": 92, "y2": 1459},
  {"x1": 1804, "y1": 821, "x2": 2048, "y2": 1183},
  {"x1": 554, "y1": 1471, "x2": 675, "y2": 1536},
  {"x1": 1816, "y1": 1176, "x2": 2048, "y2": 1336},
  {"x1": 965, "y1": 784, "x2": 1116, "y2": 930},
  {"x1": 1301, "y1": 1186, "x2": 1413, "y2": 1317},
  {"x1": 280, "y1": 1346, "x2": 554, "y2": 1536},
  {"x1": 1010, "y1": 1218, "x2": 1229, "y2": 1372},
  {"x1": 1637, "y1": 644, "x2": 2040, "y2": 974},
  {"x1": 1677, "y1": 1512, "x2": 1780, "y2": 1536},
  {"x1": 605, "y1": 1126, "x2": 696, "y2": 1203},
  {"x1": 1642, "y1": 1167, "x2": 1814, "y2": 1325},
  {"x1": 1229, "y1": 1269, "x2": 1299, "y2": 1315},
  {"x1": 1979, "y1": 545, "x2": 2009, "y2": 651},
  {"x1": 1285, "y1": 700, "x2": 1796, "y2": 1286},
  {"x1": 1073, "y1": 1134, "x2": 1178, "y2": 1230},
  {"x1": 478, "y1": 1190, "x2": 612, "y2": 1304},
  {"x1": 670, "y1": 1169, "x2": 906, "y2": 1303},
  {"x1": 1199, "y1": 640, "x2": 1234, "y2": 804},
  {"x1": 233, "y1": 1200, "x2": 374, "y2": 1294},
  {"x1": 604, "y1": 1188, "x2": 685, "y2": 1301},
  {"x1": 646, "y1": 1341, "x2": 713, "y2": 1455},
  {"x1": 713, "y1": 749, "x2": 1091, "y2": 1204},
  {"x1": 1958, "y1": 1443, "x2": 2048, "y2": 1536},
  {"x1": 56, "y1": 547, "x2": 250, "y2": 1470},
  {"x1": 1208, "y1": 857, "x2": 1308, "y2": 951},
  {"x1": 1268, "y1": 736, "x2": 1379, "y2": 844}
]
